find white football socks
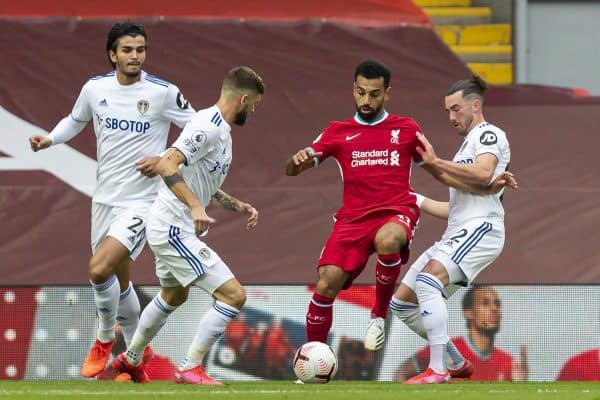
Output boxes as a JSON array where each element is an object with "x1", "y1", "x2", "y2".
[
  {"x1": 91, "y1": 275, "x2": 120, "y2": 343},
  {"x1": 181, "y1": 300, "x2": 239, "y2": 371},
  {"x1": 117, "y1": 282, "x2": 141, "y2": 347},
  {"x1": 126, "y1": 294, "x2": 177, "y2": 366},
  {"x1": 390, "y1": 296, "x2": 465, "y2": 369},
  {"x1": 415, "y1": 273, "x2": 449, "y2": 374}
]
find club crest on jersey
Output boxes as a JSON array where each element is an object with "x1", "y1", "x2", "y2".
[
  {"x1": 194, "y1": 132, "x2": 208, "y2": 145},
  {"x1": 198, "y1": 248, "x2": 211, "y2": 260},
  {"x1": 137, "y1": 100, "x2": 150, "y2": 115},
  {"x1": 390, "y1": 129, "x2": 400, "y2": 144}
]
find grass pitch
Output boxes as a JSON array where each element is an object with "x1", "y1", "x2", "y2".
[{"x1": 0, "y1": 380, "x2": 599, "y2": 400}]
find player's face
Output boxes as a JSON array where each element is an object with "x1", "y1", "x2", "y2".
[
  {"x1": 353, "y1": 75, "x2": 390, "y2": 122},
  {"x1": 234, "y1": 92, "x2": 262, "y2": 126},
  {"x1": 469, "y1": 287, "x2": 502, "y2": 336},
  {"x1": 444, "y1": 91, "x2": 474, "y2": 136},
  {"x1": 109, "y1": 34, "x2": 146, "y2": 78}
]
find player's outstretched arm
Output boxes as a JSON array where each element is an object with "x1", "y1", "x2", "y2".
[
  {"x1": 211, "y1": 189, "x2": 258, "y2": 229},
  {"x1": 416, "y1": 132, "x2": 496, "y2": 186},
  {"x1": 285, "y1": 148, "x2": 323, "y2": 176},
  {"x1": 422, "y1": 166, "x2": 518, "y2": 194},
  {"x1": 156, "y1": 148, "x2": 211, "y2": 236},
  {"x1": 418, "y1": 195, "x2": 449, "y2": 219}
]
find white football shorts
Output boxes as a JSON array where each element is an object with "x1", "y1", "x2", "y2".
[
  {"x1": 401, "y1": 218, "x2": 505, "y2": 298},
  {"x1": 91, "y1": 202, "x2": 151, "y2": 261},
  {"x1": 147, "y1": 214, "x2": 233, "y2": 292}
]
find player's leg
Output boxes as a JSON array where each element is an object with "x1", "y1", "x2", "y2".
[
  {"x1": 83, "y1": 237, "x2": 130, "y2": 378},
  {"x1": 307, "y1": 221, "x2": 369, "y2": 343},
  {"x1": 406, "y1": 258, "x2": 452, "y2": 383},
  {"x1": 176, "y1": 261, "x2": 241, "y2": 385},
  {"x1": 409, "y1": 220, "x2": 501, "y2": 384},
  {"x1": 113, "y1": 284, "x2": 187, "y2": 383},
  {"x1": 306, "y1": 265, "x2": 349, "y2": 343},
  {"x1": 83, "y1": 204, "x2": 149, "y2": 378},
  {"x1": 391, "y1": 246, "x2": 469, "y2": 375},
  {"x1": 364, "y1": 220, "x2": 408, "y2": 351},
  {"x1": 114, "y1": 258, "x2": 139, "y2": 347}
]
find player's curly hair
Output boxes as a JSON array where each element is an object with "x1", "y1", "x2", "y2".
[
  {"x1": 106, "y1": 21, "x2": 147, "y2": 68},
  {"x1": 446, "y1": 75, "x2": 488, "y2": 99},
  {"x1": 354, "y1": 59, "x2": 391, "y2": 89}
]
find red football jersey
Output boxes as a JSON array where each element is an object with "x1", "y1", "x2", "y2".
[
  {"x1": 309, "y1": 112, "x2": 423, "y2": 222},
  {"x1": 557, "y1": 349, "x2": 600, "y2": 381},
  {"x1": 415, "y1": 336, "x2": 514, "y2": 381}
]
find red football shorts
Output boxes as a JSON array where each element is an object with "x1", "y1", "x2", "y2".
[{"x1": 317, "y1": 208, "x2": 418, "y2": 289}]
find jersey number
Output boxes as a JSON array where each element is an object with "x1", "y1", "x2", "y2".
[
  {"x1": 127, "y1": 217, "x2": 144, "y2": 234},
  {"x1": 449, "y1": 229, "x2": 468, "y2": 244}
]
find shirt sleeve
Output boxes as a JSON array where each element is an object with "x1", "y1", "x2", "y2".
[
  {"x1": 162, "y1": 84, "x2": 196, "y2": 128},
  {"x1": 171, "y1": 117, "x2": 219, "y2": 165},
  {"x1": 474, "y1": 127, "x2": 505, "y2": 160},
  {"x1": 307, "y1": 125, "x2": 337, "y2": 165},
  {"x1": 48, "y1": 83, "x2": 91, "y2": 144},
  {"x1": 70, "y1": 83, "x2": 93, "y2": 123}
]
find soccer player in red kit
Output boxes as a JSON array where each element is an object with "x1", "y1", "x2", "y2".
[
  {"x1": 557, "y1": 349, "x2": 600, "y2": 381},
  {"x1": 285, "y1": 59, "x2": 424, "y2": 350}
]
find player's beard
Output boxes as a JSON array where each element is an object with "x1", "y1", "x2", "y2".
[
  {"x1": 481, "y1": 324, "x2": 500, "y2": 337},
  {"x1": 123, "y1": 69, "x2": 141, "y2": 79},
  {"x1": 234, "y1": 108, "x2": 249, "y2": 126},
  {"x1": 355, "y1": 104, "x2": 382, "y2": 122}
]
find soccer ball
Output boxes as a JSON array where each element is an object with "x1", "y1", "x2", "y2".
[{"x1": 293, "y1": 341, "x2": 338, "y2": 383}]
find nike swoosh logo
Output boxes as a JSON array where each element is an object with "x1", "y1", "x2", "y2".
[
  {"x1": 345, "y1": 133, "x2": 361, "y2": 141},
  {"x1": 306, "y1": 320, "x2": 325, "y2": 325}
]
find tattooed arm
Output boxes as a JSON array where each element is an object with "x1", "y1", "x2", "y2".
[
  {"x1": 211, "y1": 189, "x2": 259, "y2": 229},
  {"x1": 155, "y1": 148, "x2": 211, "y2": 236}
]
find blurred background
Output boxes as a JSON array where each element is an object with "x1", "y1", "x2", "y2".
[{"x1": 0, "y1": 0, "x2": 598, "y2": 382}]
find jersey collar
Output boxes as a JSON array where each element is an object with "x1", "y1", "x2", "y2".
[{"x1": 353, "y1": 110, "x2": 388, "y2": 126}]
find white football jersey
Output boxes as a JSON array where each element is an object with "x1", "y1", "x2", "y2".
[
  {"x1": 153, "y1": 105, "x2": 232, "y2": 232},
  {"x1": 444, "y1": 122, "x2": 511, "y2": 237},
  {"x1": 70, "y1": 70, "x2": 195, "y2": 206}
]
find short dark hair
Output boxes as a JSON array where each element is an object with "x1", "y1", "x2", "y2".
[
  {"x1": 354, "y1": 59, "x2": 391, "y2": 88},
  {"x1": 223, "y1": 66, "x2": 265, "y2": 95},
  {"x1": 462, "y1": 284, "x2": 498, "y2": 311},
  {"x1": 446, "y1": 75, "x2": 488, "y2": 99},
  {"x1": 106, "y1": 21, "x2": 147, "y2": 68}
]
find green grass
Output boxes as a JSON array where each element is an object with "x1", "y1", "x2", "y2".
[{"x1": 0, "y1": 381, "x2": 599, "y2": 400}]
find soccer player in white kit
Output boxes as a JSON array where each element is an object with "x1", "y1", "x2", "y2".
[
  {"x1": 111, "y1": 66, "x2": 264, "y2": 384},
  {"x1": 388, "y1": 76, "x2": 514, "y2": 384},
  {"x1": 28, "y1": 21, "x2": 196, "y2": 378}
]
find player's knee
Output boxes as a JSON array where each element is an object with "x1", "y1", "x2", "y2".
[
  {"x1": 376, "y1": 235, "x2": 405, "y2": 254},
  {"x1": 315, "y1": 278, "x2": 341, "y2": 298},
  {"x1": 224, "y1": 287, "x2": 246, "y2": 310},
  {"x1": 88, "y1": 257, "x2": 114, "y2": 284}
]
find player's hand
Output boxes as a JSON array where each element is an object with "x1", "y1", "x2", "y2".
[
  {"x1": 489, "y1": 171, "x2": 519, "y2": 193},
  {"x1": 190, "y1": 205, "x2": 214, "y2": 237},
  {"x1": 240, "y1": 203, "x2": 258, "y2": 229},
  {"x1": 415, "y1": 132, "x2": 438, "y2": 165},
  {"x1": 136, "y1": 156, "x2": 161, "y2": 178},
  {"x1": 29, "y1": 135, "x2": 52, "y2": 152},
  {"x1": 512, "y1": 345, "x2": 529, "y2": 381}
]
